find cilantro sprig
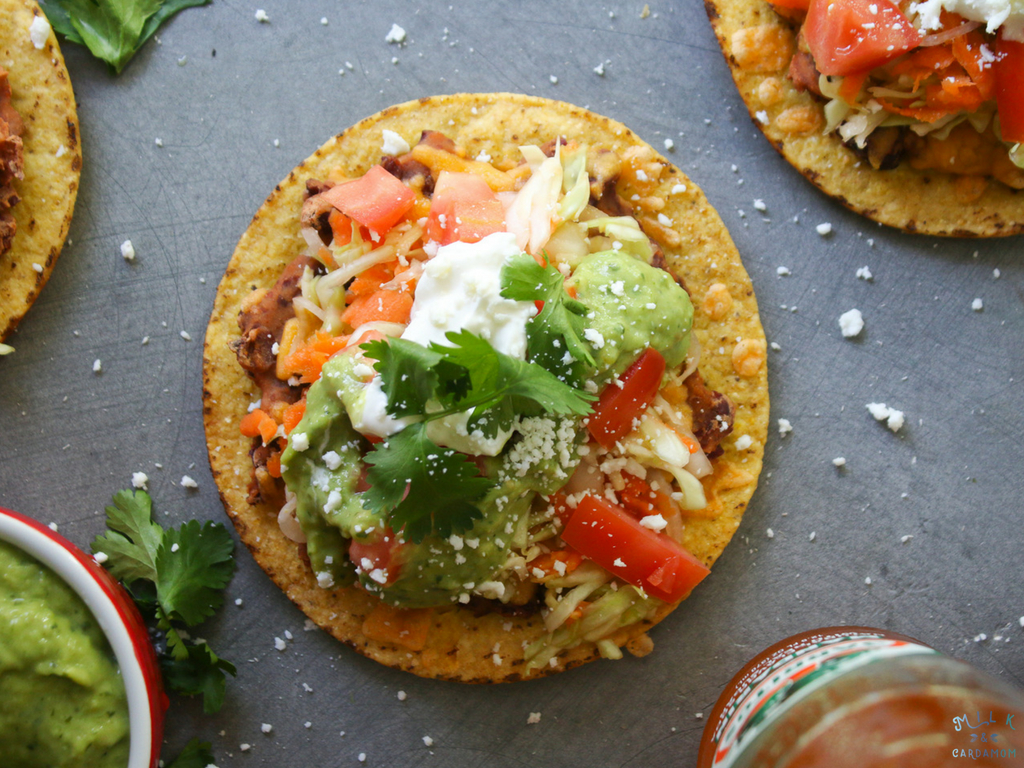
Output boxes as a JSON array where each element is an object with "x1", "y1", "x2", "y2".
[
  {"x1": 500, "y1": 252, "x2": 596, "y2": 383},
  {"x1": 92, "y1": 489, "x2": 236, "y2": 714},
  {"x1": 360, "y1": 329, "x2": 595, "y2": 543},
  {"x1": 40, "y1": 0, "x2": 210, "y2": 74}
]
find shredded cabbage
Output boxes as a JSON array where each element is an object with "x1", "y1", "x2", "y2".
[
  {"x1": 581, "y1": 216, "x2": 653, "y2": 262},
  {"x1": 504, "y1": 152, "x2": 563, "y2": 254},
  {"x1": 1011, "y1": 143, "x2": 1024, "y2": 170}
]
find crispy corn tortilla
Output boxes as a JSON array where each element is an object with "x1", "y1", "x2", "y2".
[
  {"x1": 705, "y1": 0, "x2": 1024, "y2": 237},
  {"x1": 203, "y1": 93, "x2": 768, "y2": 682},
  {"x1": 0, "y1": 0, "x2": 81, "y2": 342}
]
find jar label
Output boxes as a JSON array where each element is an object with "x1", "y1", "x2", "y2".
[{"x1": 707, "y1": 630, "x2": 936, "y2": 767}]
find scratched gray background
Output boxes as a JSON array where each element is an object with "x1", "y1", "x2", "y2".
[{"x1": 1, "y1": 0, "x2": 1022, "y2": 765}]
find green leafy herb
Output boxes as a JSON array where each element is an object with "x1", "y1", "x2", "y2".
[
  {"x1": 39, "y1": 0, "x2": 210, "y2": 74},
  {"x1": 500, "y1": 252, "x2": 596, "y2": 383},
  {"x1": 91, "y1": 489, "x2": 236, "y2": 713},
  {"x1": 362, "y1": 423, "x2": 494, "y2": 544},
  {"x1": 164, "y1": 738, "x2": 215, "y2": 768},
  {"x1": 360, "y1": 329, "x2": 594, "y2": 542}
]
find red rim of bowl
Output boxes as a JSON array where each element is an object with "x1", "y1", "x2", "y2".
[{"x1": 0, "y1": 507, "x2": 167, "y2": 768}]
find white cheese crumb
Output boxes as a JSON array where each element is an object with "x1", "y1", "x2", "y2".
[
  {"x1": 322, "y1": 450, "x2": 342, "y2": 470},
  {"x1": 663, "y1": 138, "x2": 674, "y2": 151},
  {"x1": 657, "y1": 212, "x2": 673, "y2": 227},
  {"x1": 261, "y1": 723, "x2": 273, "y2": 734},
  {"x1": 274, "y1": 637, "x2": 286, "y2": 651},
  {"x1": 55, "y1": 144, "x2": 67, "y2": 157},
  {"x1": 29, "y1": 15, "x2": 50, "y2": 49},
  {"x1": 832, "y1": 457, "x2": 846, "y2": 467},
  {"x1": 972, "y1": 298, "x2": 983, "y2": 311},
  {"x1": 95, "y1": 551, "x2": 108, "y2": 563},
  {"x1": 316, "y1": 571, "x2": 335, "y2": 589},
  {"x1": 358, "y1": 753, "x2": 366, "y2": 763},
  {"x1": 180, "y1": 330, "x2": 192, "y2": 341},
  {"x1": 754, "y1": 199, "x2": 767, "y2": 212},
  {"x1": 865, "y1": 577, "x2": 872, "y2": 585},
  {"x1": 671, "y1": 183, "x2": 686, "y2": 194},
  {"x1": 155, "y1": 138, "x2": 163, "y2": 147},
  {"x1": 583, "y1": 328, "x2": 605, "y2": 349},
  {"x1": 132, "y1": 472, "x2": 148, "y2": 489},
  {"x1": 321, "y1": 17, "x2": 328, "y2": 25},
  {"x1": 180, "y1": 475, "x2": 198, "y2": 489},
  {"x1": 381, "y1": 129, "x2": 410, "y2": 155},
  {"x1": 235, "y1": 598, "x2": 243, "y2": 606},
  {"x1": 993, "y1": 268, "x2": 1001, "y2": 279},
  {"x1": 240, "y1": 743, "x2": 251, "y2": 752},
  {"x1": 449, "y1": 534, "x2": 464, "y2": 550},
  {"x1": 770, "y1": 342, "x2": 781, "y2": 351},
  {"x1": 475, "y1": 150, "x2": 491, "y2": 163},
  {"x1": 593, "y1": 61, "x2": 606, "y2": 76},
  {"x1": 397, "y1": 690, "x2": 407, "y2": 701},
  {"x1": 527, "y1": 712, "x2": 542, "y2": 725},
  {"x1": 639, "y1": 514, "x2": 668, "y2": 532},
  {"x1": 816, "y1": 222, "x2": 833, "y2": 236},
  {"x1": 613, "y1": 557, "x2": 626, "y2": 567},
  {"x1": 549, "y1": 75, "x2": 559, "y2": 84},
  {"x1": 755, "y1": 110, "x2": 769, "y2": 124},
  {"x1": 777, "y1": 418, "x2": 792, "y2": 437},
  {"x1": 255, "y1": 9, "x2": 269, "y2": 22},
  {"x1": 776, "y1": 266, "x2": 790, "y2": 276},
  {"x1": 856, "y1": 265, "x2": 872, "y2": 280},
  {"x1": 422, "y1": 736, "x2": 434, "y2": 747},
  {"x1": 900, "y1": 534, "x2": 913, "y2": 544},
  {"x1": 974, "y1": 633, "x2": 987, "y2": 643},
  {"x1": 766, "y1": 528, "x2": 774, "y2": 539},
  {"x1": 31, "y1": 262, "x2": 42, "y2": 273},
  {"x1": 635, "y1": 169, "x2": 649, "y2": 181},
  {"x1": 290, "y1": 433, "x2": 310, "y2": 452},
  {"x1": 866, "y1": 402, "x2": 905, "y2": 433},
  {"x1": 838, "y1": 308, "x2": 864, "y2": 338},
  {"x1": 120, "y1": 240, "x2": 136, "y2": 261},
  {"x1": 734, "y1": 434, "x2": 753, "y2": 451},
  {"x1": 385, "y1": 23, "x2": 406, "y2": 42},
  {"x1": 809, "y1": 531, "x2": 817, "y2": 542}
]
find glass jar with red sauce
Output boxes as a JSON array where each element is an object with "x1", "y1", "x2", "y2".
[{"x1": 697, "y1": 626, "x2": 1024, "y2": 768}]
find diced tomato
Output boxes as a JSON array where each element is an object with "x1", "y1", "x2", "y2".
[
  {"x1": 768, "y1": 0, "x2": 809, "y2": 9},
  {"x1": 587, "y1": 348, "x2": 666, "y2": 449},
  {"x1": 322, "y1": 165, "x2": 415, "y2": 237},
  {"x1": 804, "y1": 0, "x2": 921, "y2": 77},
  {"x1": 995, "y1": 32, "x2": 1024, "y2": 143},
  {"x1": 561, "y1": 495, "x2": 710, "y2": 603},
  {"x1": 348, "y1": 527, "x2": 404, "y2": 587},
  {"x1": 426, "y1": 171, "x2": 506, "y2": 245}
]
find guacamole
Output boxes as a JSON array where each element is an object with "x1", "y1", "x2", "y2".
[
  {"x1": 281, "y1": 249, "x2": 695, "y2": 609},
  {"x1": 0, "y1": 540, "x2": 130, "y2": 768}
]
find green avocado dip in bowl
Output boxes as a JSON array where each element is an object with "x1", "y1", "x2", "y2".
[{"x1": 0, "y1": 507, "x2": 166, "y2": 768}]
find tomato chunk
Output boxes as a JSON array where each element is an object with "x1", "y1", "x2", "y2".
[
  {"x1": 561, "y1": 495, "x2": 710, "y2": 603},
  {"x1": 995, "y1": 32, "x2": 1024, "y2": 143},
  {"x1": 587, "y1": 348, "x2": 666, "y2": 449},
  {"x1": 348, "y1": 527, "x2": 404, "y2": 587},
  {"x1": 322, "y1": 165, "x2": 415, "y2": 237},
  {"x1": 804, "y1": 0, "x2": 921, "y2": 77},
  {"x1": 426, "y1": 171, "x2": 506, "y2": 245}
]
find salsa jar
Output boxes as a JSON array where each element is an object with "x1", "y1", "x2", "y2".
[{"x1": 697, "y1": 626, "x2": 1024, "y2": 768}]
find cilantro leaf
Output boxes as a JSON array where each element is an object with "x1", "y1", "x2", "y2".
[
  {"x1": 164, "y1": 738, "x2": 216, "y2": 768},
  {"x1": 39, "y1": 0, "x2": 209, "y2": 74},
  {"x1": 362, "y1": 337, "x2": 468, "y2": 418},
  {"x1": 155, "y1": 520, "x2": 235, "y2": 626},
  {"x1": 91, "y1": 489, "x2": 163, "y2": 585},
  {"x1": 500, "y1": 252, "x2": 596, "y2": 382},
  {"x1": 160, "y1": 640, "x2": 237, "y2": 714},
  {"x1": 435, "y1": 330, "x2": 595, "y2": 437},
  {"x1": 362, "y1": 423, "x2": 494, "y2": 543}
]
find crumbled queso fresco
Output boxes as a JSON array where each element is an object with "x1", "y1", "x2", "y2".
[{"x1": 866, "y1": 402, "x2": 905, "y2": 433}]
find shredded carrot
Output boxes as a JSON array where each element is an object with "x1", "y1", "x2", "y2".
[
  {"x1": 875, "y1": 97, "x2": 950, "y2": 123},
  {"x1": 283, "y1": 331, "x2": 349, "y2": 383},
  {"x1": 530, "y1": 549, "x2": 584, "y2": 579},
  {"x1": 564, "y1": 601, "x2": 590, "y2": 626},
  {"x1": 239, "y1": 409, "x2": 266, "y2": 438},
  {"x1": 266, "y1": 452, "x2": 282, "y2": 478},
  {"x1": 892, "y1": 45, "x2": 956, "y2": 92},
  {"x1": 257, "y1": 413, "x2": 279, "y2": 444},
  {"x1": 348, "y1": 262, "x2": 396, "y2": 298},
  {"x1": 952, "y1": 31, "x2": 995, "y2": 99},
  {"x1": 838, "y1": 69, "x2": 871, "y2": 105},
  {"x1": 328, "y1": 209, "x2": 353, "y2": 246},
  {"x1": 409, "y1": 144, "x2": 516, "y2": 192},
  {"x1": 282, "y1": 397, "x2": 307, "y2": 434},
  {"x1": 341, "y1": 289, "x2": 414, "y2": 329}
]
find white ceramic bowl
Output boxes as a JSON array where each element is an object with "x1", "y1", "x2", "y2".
[{"x1": 0, "y1": 506, "x2": 166, "y2": 768}]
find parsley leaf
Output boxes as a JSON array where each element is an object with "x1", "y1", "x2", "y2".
[
  {"x1": 91, "y1": 489, "x2": 236, "y2": 714},
  {"x1": 91, "y1": 489, "x2": 163, "y2": 585},
  {"x1": 164, "y1": 738, "x2": 216, "y2": 768},
  {"x1": 160, "y1": 639, "x2": 237, "y2": 714},
  {"x1": 500, "y1": 252, "x2": 596, "y2": 383},
  {"x1": 39, "y1": 0, "x2": 209, "y2": 74},
  {"x1": 155, "y1": 519, "x2": 235, "y2": 626},
  {"x1": 362, "y1": 423, "x2": 494, "y2": 544}
]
